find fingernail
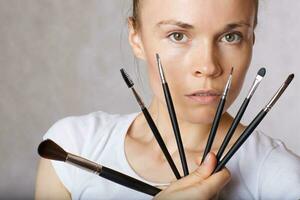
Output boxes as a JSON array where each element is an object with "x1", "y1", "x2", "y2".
[{"x1": 204, "y1": 153, "x2": 211, "y2": 165}]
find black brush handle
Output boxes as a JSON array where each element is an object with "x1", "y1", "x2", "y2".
[
  {"x1": 163, "y1": 83, "x2": 189, "y2": 176},
  {"x1": 100, "y1": 166, "x2": 161, "y2": 196},
  {"x1": 214, "y1": 109, "x2": 267, "y2": 173},
  {"x1": 216, "y1": 98, "x2": 250, "y2": 161},
  {"x1": 142, "y1": 108, "x2": 182, "y2": 179},
  {"x1": 202, "y1": 97, "x2": 226, "y2": 163}
]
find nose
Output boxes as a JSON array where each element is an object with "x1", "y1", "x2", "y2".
[{"x1": 191, "y1": 41, "x2": 223, "y2": 78}]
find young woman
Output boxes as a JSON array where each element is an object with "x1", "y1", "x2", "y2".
[{"x1": 36, "y1": 0, "x2": 300, "y2": 199}]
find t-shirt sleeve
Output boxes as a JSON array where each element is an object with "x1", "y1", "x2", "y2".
[
  {"x1": 259, "y1": 142, "x2": 300, "y2": 199},
  {"x1": 41, "y1": 111, "x2": 117, "y2": 193},
  {"x1": 42, "y1": 116, "x2": 88, "y2": 193}
]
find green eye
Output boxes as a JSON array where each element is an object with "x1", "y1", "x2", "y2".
[
  {"x1": 221, "y1": 33, "x2": 242, "y2": 43},
  {"x1": 169, "y1": 32, "x2": 188, "y2": 43}
]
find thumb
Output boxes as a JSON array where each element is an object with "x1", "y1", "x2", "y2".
[
  {"x1": 168, "y1": 153, "x2": 217, "y2": 190},
  {"x1": 192, "y1": 152, "x2": 217, "y2": 180}
]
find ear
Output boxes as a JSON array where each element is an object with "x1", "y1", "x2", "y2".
[{"x1": 128, "y1": 18, "x2": 146, "y2": 60}]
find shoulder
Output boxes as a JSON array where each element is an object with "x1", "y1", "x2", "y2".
[
  {"x1": 237, "y1": 130, "x2": 300, "y2": 171},
  {"x1": 255, "y1": 132, "x2": 300, "y2": 197},
  {"x1": 42, "y1": 111, "x2": 136, "y2": 154},
  {"x1": 243, "y1": 130, "x2": 300, "y2": 170},
  {"x1": 226, "y1": 130, "x2": 300, "y2": 198},
  {"x1": 48, "y1": 111, "x2": 122, "y2": 132},
  {"x1": 40, "y1": 111, "x2": 139, "y2": 194},
  {"x1": 244, "y1": 130, "x2": 282, "y2": 154},
  {"x1": 229, "y1": 130, "x2": 286, "y2": 170}
]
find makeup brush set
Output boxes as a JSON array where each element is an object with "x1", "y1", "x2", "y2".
[{"x1": 38, "y1": 54, "x2": 294, "y2": 196}]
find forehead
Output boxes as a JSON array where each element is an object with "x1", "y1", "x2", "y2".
[{"x1": 140, "y1": 0, "x2": 256, "y2": 29}]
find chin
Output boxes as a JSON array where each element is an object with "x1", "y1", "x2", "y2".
[{"x1": 179, "y1": 106, "x2": 217, "y2": 125}]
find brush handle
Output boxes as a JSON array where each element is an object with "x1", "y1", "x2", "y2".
[
  {"x1": 213, "y1": 109, "x2": 267, "y2": 173},
  {"x1": 216, "y1": 98, "x2": 250, "y2": 161},
  {"x1": 142, "y1": 108, "x2": 181, "y2": 179},
  {"x1": 162, "y1": 83, "x2": 189, "y2": 176},
  {"x1": 100, "y1": 166, "x2": 161, "y2": 196},
  {"x1": 202, "y1": 97, "x2": 226, "y2": 163}
]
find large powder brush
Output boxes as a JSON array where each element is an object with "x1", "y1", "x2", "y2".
[{"x1": 38, "y1": 139, "x2": 161, "y2": 196}]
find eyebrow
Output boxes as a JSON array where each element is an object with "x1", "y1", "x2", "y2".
[
  {"x1": 156, "y1": 20, "x2": 251, "y2": 31},
  {"x1": 223, "y1": 21, "x2": 251, "y2": 31},
  {"x1": 157, "y1": 20, "x2": 194, "y2": 29}
]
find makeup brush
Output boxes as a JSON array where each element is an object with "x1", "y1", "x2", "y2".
[
  {"x1": 156, "y1": 54, "x2": 189, "y2": 176},
  {"x1": 38, "y1": 139, "x2": 161, "y2": 196},
  {"x1": 216, "y1": 67, "x2": 266, "y2": 161},
  {"x1": 120, "y1": 68, "x2": 181, "y2": 179},
  {"x1": 214, "y1": 74, "x2": 294, "y2": 173},
  {"x1": 201, "y1": 68, "x2": 234, "y2": 164}
]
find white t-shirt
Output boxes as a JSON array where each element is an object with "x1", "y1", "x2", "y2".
[{"x1": 43, "y1": 111, "x2": 300, "y2": 199}]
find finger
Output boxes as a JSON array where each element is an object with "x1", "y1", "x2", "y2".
[
  {"x1": 195, "y1": 156, "x2": 202, "y2": 165},
  {"x1": 198, "y1": 152, "x2": 218, "y2": 177},
  {"x1": 160, "y1": 169, "x2": 230, "y2": 200},
  {"x1": 166, "y1": 152, "x2": 217, "y2": 190},
  {"x1": 191, "y1": 152, "x2": 217, "y2": 180},
  {"x1": 197, "y1": 168, "x2": 231, "y2": 196}
]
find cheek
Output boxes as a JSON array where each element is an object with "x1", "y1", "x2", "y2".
[
  {"x1": 218, "y1": 44, "x2": 253, "y2": 110},
  {"x1": 219, "y1": 43, "x2": 252, "y2": 70},
  {"x1": 226, "y1": 54, "x2": 252, "y2": 110},
  {"x1": 146, "y1": 56, "x2": 167, "y2": 105},
  {"x1": 230, "y1": 69, "x2": 247, "y2": 102},
  {"x1": 146, "y1": 51, "x2": 185, "y2": 106},
  {"x1": 141, "y1": 35, "x2": 187, "y2": 97}
]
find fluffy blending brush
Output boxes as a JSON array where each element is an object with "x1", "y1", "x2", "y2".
[
  {"x1": 214, "y1": 74, "x2": 294, "y2": 173},
  {"x1": 216, "y1": 67, "x2": 266, "y2": 161},
  {"x1": 120, "y1": 68, "x2": 181, "y2": 179},
  {"x1": 38, "y1": 139, "x2": 161, "y2": 196},
  {"x1": 156, "y1": 54, "x2": 189, "y2": 176},
  {"x1": 201, "y1": 68, "x2": 234, "y2": 164}
]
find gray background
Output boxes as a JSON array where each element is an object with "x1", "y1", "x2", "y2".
[{"x1": 0, "y1": 0, "x2": 299, "y2": 198}]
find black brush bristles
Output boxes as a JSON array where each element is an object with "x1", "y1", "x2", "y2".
[
  {"x1": 286, "y1": 74, "x2": 294, "y2": 84},
  {"x1": 38, "y1": 139, "x2": 67, "y2": 162},
  {"x1": 120, "y1": 68, "x2": 134, "y2": 88},
  {"x1": 258, "y1": 67, "x2": 266, "y2": 77}
]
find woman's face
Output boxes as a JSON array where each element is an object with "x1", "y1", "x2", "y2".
[{"x1": 129, "y1": 0, "x2": 256, "y2": 124}]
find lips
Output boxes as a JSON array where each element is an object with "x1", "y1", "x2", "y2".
[
  {"x1": 185, "y1": 90, "x2": 222, "y2": 104},
  {"x1": 186, "y1": 89, "x2": 222, "y2": 96}
]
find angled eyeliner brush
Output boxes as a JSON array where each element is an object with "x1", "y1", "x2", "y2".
[
  {"x1": 216, "y1": 67, "x2": 266, "y2": 161},
  {"x1": 38, "y1": 139, "x2": 161, "y2": 196},
  {"x1": 120, "y1": 68, "x2": 181, "y2": 179},
  {"x1": 156, "y1": 54, "x2": 189, "y2": 176},
  {"x1": 214, "y1": 74, "x2": 294, "y2": 173},
  {"x1": 201, "y1": 68, "x2": 234, "y2": 164}
]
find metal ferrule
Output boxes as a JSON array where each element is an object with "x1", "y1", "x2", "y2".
[
  {"x1": 131, "y1": 87, "x2": 145, "y2": 109},
  {"x1": 246, "y1": 75, "x2": 264, "y2": 99},
  {"x1": 264, "y1": 81, "x2": 289, "y2": 112},
  {"x1": 222, "y1": 75, "x2": 233, "y2": 99},
  {"x1": 66, "y1": 153, "x2": 102, "y2": 175},
  {"x1": 156, "y1": 56, "x2": 166, "y2": 84}
]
